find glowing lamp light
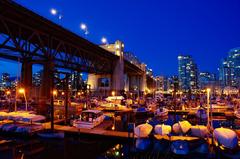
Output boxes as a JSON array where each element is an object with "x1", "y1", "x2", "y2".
[
  {"x1": 18, "y1": 88, "x2": 25, "y2": 94},
  {"x1": 101, "y1": 37, "x2": 107, "y2": 44},
  {"x1": 6, "y1": 91, "x2": 11, "y2": 95},
  {"x1": 53, "y1": 90, "x2": 57, "y2": 96},
  {"x1": 111, "y1": 125, "x2": 115, "y2": 130},
  {"x1": 61, "y1": 92, "x2": 65, "y2": 95},
  {"x1": 77, "y1": 92, "x2": 81, "y2": 96},
  {"x1": 206, "y1": 88, "x2": 211, "y2": 93},
  {"x1": 80, "y1": 23, "x2": 87, "y2": 30},
  {"x1": 111, "y1": 91, "x2": 115, "y2": 96},
  {"x1": 50, "y1": 8, "x2": 57, "y2": 15}
]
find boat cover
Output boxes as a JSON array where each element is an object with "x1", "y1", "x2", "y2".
[
  {"x1": 154, "y1": 124, "x2": 171, "y2": 135},
  {"x1": 213, "y1": 127, "x2": 238, "y2": 149},
  {"x1": 134, "y1": 123, "x2": 153, "y2": 138}
]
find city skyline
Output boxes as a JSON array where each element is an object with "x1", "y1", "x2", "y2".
[{"x1": 0, "y1": 0, "x2": 239, "y2": 76}]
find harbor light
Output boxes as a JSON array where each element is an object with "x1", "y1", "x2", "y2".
[
  {"x1": 61, "y1": 92, "x2": 65, "y2": 95},
  {"x1": 18, "y1": 88, "x2": 28, "y2": 111},
  {"x1": 6, "y1": 90, "x2": 11, "y2": 95},
  {"x1": 77, "y1": 92, "x2": 81, "y2": 96},
  {"x1": 18, "y1": 88, "x2": 25, "y2": 94},
  {"x1": 50, "y1": 8, "x2": 57, "y2": 15},
  {"x1": 111, "y1": 91, "x2": 115, "y2": 96},
  {"x1": 53, "y1": 90, "x2": 57, "y2": 96}
]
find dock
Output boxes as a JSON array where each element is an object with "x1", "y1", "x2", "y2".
[{"x1": 43, "y1": 120, "x2": 135, "y2": 139}]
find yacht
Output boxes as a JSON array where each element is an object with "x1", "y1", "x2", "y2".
[{"x1": 73, "y1": 110, "x2": 104, "y2": 129}]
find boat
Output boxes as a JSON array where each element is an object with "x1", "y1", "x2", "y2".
[
  {"x1": 155, "y1": 107, "x2": 168, "y2": 117},
  {"x1": 196, "y1": 107, "x2": 208, "y2": 120},
  {"x1": 213, "y1": 127, "x2": 238, "y2": 150},
  {"x1": 134, "y1": 123, "x2": 153, "y2": 138},
  {"x1": 172, "y1": 120, "x2": 191, "y2": 135},
  {"x1": 154, "y1": 124, "x2": 171, "y2": 135},
  {"x1": 190, "y1": 125, "x2": 209, "y2": 138},
  {"x1": 73, "y1": 110, "x2": 104, "y2": 129}
]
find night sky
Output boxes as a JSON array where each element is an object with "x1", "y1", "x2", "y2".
[{"x1": 1, "y1": 0, "x2": 240, "y2": 77}]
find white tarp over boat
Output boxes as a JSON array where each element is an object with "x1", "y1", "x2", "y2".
[
  {"x1": 191, "y1": 125, "x2": 208, "y2": 138},
  {"x1": 172, "y1": 121, "x2": 191, "y2": 134},
  {"x1": 154, "y1": 124, "x2": 171, "y2": 135},
  {"x1": 134, "y1": 123, "x2": 153, "y2": 138},
  {"x1": 105, "y1": 96, "x2": 124, "y2": 101},
  {"x1": 213, "y1": 127, "x2": 238, "y2": 149}
]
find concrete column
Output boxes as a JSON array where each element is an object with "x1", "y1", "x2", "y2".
[
  {"x1": 39, "y1": 62, "x2": 54, "y2": 115},
  {"x1": 124, "y1": 74, "x2": 130, "y2": 92},
  {"x1": 21, "y1": 59, "x2": 32, "y2": 98},
  {"x1": 112, "y1": 40, "x2": 124, "y2": 95}
]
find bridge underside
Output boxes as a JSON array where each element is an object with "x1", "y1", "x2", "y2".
[{"x1": 0, "y1": 0, "x2": 117, "y2": 74}]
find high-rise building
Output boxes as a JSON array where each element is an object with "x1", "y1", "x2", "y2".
[
  {"x1": 32, "y1": 71, "x2": 42, "y2": 87},
  {"x1": 219, "y1": 48, "x2": 240, "y2": 88},
  {"x1": 178, "y1": 55, "x2": 198, "y2": 92}
]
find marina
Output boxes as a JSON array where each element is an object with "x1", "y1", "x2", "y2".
[{"x1": 0, "y1": 0, "x2": 240, "y2": 159}]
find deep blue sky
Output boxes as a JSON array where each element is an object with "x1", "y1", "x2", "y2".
[{"x1": 1, "y1": 0, "x2": 240, "y2": 76}]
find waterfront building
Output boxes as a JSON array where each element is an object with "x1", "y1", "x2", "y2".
[
  {"x1": 219, "y1": 48, "x2": 240, "y2": 88},
  {"x1": 178, "y1": 55, "x2": 198, "y2": 93}
]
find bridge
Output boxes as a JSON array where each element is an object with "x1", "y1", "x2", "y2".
[{"x1": 0, "y1": 0, "x2": 156, "y2": 112}]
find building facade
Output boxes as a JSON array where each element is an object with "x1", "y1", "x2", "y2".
[
  {"x1": 219, "y1": 48, "x2": 240, "y2": 88},
  {"x1": 178, "y1": 55, "x2": 198, "y2": 92}
]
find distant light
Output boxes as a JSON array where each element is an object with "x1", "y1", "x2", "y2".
[
  {"x1": 101, "y1": 37, "x2": 107, "y2": 44},
  {"x1": 61, "y1": 92, "x2": 65, "y2": 95},
  {"x1": 6, "y1": 91, "x2": 11, "y2": 95},
  {"x1": 50, "y1": 8, "x2": 57, "y2": 15},
  {"x1": 58, "y1": 14, "x2": 63, "y2": 20}
]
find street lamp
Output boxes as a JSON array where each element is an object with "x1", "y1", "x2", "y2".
[
  {"x1": 206, "y1": 88, "x2": 211, "y2": 128},
  {"x1": 101, "y1": 37, "x2": 107, "y2": 44},
  {"x1": 18, "y1": 88, "x2": 28, "y2": 111},
  {"x1": 112, "y1": 91, "x2": 115, "y2": 96},
  {"x1": 50, "y1": 8, "x2": 57, "y2": 15},
  {"x1": 80, "y1": 23, "x2": 89, "y2": 35}
]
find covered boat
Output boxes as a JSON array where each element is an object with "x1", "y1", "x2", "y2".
[
  {"x1": 191, "y1": 125, "x2": 209, "y2": 138},
  {"x1": 135, "y1": 138, "x2": 151, "y2": 151},
  {"x1": 173, "y1": 120, "x2": 191, "y2": 135},
  {"x1": 154, "y1": 124, "x2": 171, "y2": 135},
  {"x1": 134, "y1": 123, "x2": 153, "y2": 138},
  {"x1": 213, "y1": 127, "x2": 238, "y2": 149}
]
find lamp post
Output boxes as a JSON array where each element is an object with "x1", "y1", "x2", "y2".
[
  {"x1": 18, "y1": 88, "x2": 27, "y2": 111},
  {"x1": 206, "y1": 88, "x2": 212, "y2": 128}
]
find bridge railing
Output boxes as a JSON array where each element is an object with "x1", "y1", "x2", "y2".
[{"x1": 124, "y1": 52, "x2": 145, "y2": 71}]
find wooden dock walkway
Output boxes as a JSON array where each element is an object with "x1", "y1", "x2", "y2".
[{"x1": 43, "y1": 120, "x2": 134, "y2": 139}]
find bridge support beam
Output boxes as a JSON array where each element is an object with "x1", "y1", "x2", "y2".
[
  {"x1": 39, "y1": 62, "x2": 54, "y2": 114},
  {"x1": 21, "y1": 59, "x2": 32, "y2": 98},
  {"x1": 111, "y1": 41, "x2": 124, "y2": 95}
]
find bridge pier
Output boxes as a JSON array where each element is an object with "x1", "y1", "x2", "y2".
[
  {"x1": 39, "y1": 62, "x2": 54, "y2": 115},
  {"x1": 21, "y1": 58, "x2": 32, "y2": 98}
]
